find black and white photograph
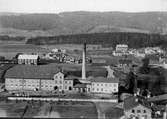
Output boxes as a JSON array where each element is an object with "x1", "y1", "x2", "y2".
[{"x1": 0, "y1": 0, "x2": 167, "y2": 118}]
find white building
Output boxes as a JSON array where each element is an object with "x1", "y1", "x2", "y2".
[
  {"x1": 18, "y1": 54, "x2": 39, "y2": 65},
  {"x1": 116, "y1": 44, "x2": 128, "y2": 52},
  {"x1": 90, "y1": 77, "x2": 119, "y2": 94},
  {"x1": 52, "y1": 48, "x2": 59, "y2": 53}
]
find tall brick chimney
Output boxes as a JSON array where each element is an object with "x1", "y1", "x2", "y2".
[{"x1": 82, "y1": 43, "x2": 86, "y2": 80}]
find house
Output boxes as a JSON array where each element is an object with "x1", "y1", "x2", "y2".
[
  {"x1": 51, "y1": 48, "x2": 59, "y2": 53},
  {"x1": 4, "y1": 64, "x2": 73, "y2": 92},
  {"x1": 17, "y1": 54, "x2": 39, "y2": 65},
  {"x1": 145, "y1": 48, "x2": 155, "y2": 55},
  {"x1": 73, "y1": 83, "x2": 88, "y2": 93},
  {"x1": 116, "y1": 44, "x2": 128, "y2": 52},
  {"x1": 118, "y1": 59, "x2": 132, "y2": 68},
  {"x1": 124, "y1": 96, "x2": 152, "y2": 119},
  {"x1": 135, "y1": 50, "x2": 146, "y2": 58},
  {"x1": 89, "y1": 77, "x2": 119, "y2": 94}
]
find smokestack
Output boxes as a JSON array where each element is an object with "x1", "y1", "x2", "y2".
[{"x1": 82, "y1": 43, "x2": 86, "y2": 79}]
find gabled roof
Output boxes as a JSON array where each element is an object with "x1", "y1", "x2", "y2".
[
  {"x1": 73, "y1": 83, "x2": 87, "y2": 88},
  {"x1": 124, "y1": 96, "x2": 151, "y2": 111},
  {"x1": 89, "y1": 77, "x2": 119, "y2": 83},
  {"x1": 18, "y1": 54, "x2": 39, "y2": 60},
  {"x1": 5, "y1": 64, "x2": 61, "y2": 79}
]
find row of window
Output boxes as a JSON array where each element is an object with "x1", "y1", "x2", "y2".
[
  {"x1": 92, "y1": 88, "x2": 117, "y2": 92},
  {"x1": 55, "y1": 80, "x2": 72, "y2": 84},
  {"x1": 54, "y1": 76, "x2": 63, "y2": 79},
  {"x1": 132, "y1": 109, "x2": 147, "y2": 113},
  {"x1": 92, "y1": 83, "x2": 117, "y2": 87}
]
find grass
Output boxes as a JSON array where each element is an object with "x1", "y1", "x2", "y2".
[
  {"x1": 0, "y1": 44, "x2": 50, "y2": 59},
  {"x1": 0, "y1": 100, "x2": 98, "y2": 118},
  {"x1": 51, "y1": 101, "x2": 98, "y2": 118}
]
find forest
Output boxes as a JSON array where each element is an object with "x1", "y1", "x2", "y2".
[{"x1": 26, "y1": 32, "x2": 167, "y2": 49}]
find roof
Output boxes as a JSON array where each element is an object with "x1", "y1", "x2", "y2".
[
  {"x1": 116, "y1": 44, "x2": 128, "y2": 47},
  {"x1": 18, "y1": 54, "x2": 39, "y2": 60},
  {"x1": 5, "y1": 64, "x2": 61, "y2": 79},
  {"x1": 73, "y1": 83, "x2": 87, "y2": 88},
  {"x1": 89, "y1": 77, "x2": 119, "y2": 83},
  {"x1": 64, "y1": 75, "x2": 80, "y2": 80},
  {"x1": 124, "y1": 96, "x2": 151, "y2": 111}
]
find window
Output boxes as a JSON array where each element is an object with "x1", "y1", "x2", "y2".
[
  {"x1": 55, "y1": 80, "x2": 57, "y2": 83},
  {"x1": 97, "y1": 84, "x2": 99, "y2": 86},
  {"x1": 69, "y1": 87, "x2": 72, "y2": 90},
  {"x1": 105, "y1": 84, "x2": 107, "y2": 86},
  {"x1": 92, "y1": 88, "x2": 94, "y2": 91},
  {"x1": 114, "y1": 84, "x2": 117, "y2": 87},
  {"x1": 137, "y1": 110, "x2": 141, "y2": 113},
  {"x1": 143, "y1": 110, "x2": 146, "y2": 113},
  {"x1": 59, "y1": 86, "x2": 62, "y2": 89},
  {"x1": 132, "y1": 110, "x2": 135, "y2": 113},
  {"x1": 101, "y1": 88, "x2": 103, "y2": 91},
  {"x1": 65, "y1": 86, "x2": 67, "y2": 89},
  {"x1": 101, "y1": 84, "x2": 103, "y2": 86},
  {"x1": 59, "y1": 81, "x2": 62, "y2": 84},
  {"x1": 65, "y1": 81, "x2": 67, "y2": 84},
  {"x1": 97, "y1": 88, "x2": 99, "y2": 91}
]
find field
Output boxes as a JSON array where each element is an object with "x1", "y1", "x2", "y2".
[
  {"x1": 0, "y1": 44, "x2": 50, "y2": 59},
  {"x1": 0, "y1": 100, "x2": 98, "y2": 118}
]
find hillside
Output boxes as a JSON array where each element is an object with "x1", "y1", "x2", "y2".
[{"x1": 0, "y1": 12, "x2": 167, "y2": 36}]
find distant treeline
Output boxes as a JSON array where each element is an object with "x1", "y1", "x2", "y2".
[
  {"x1": 26, "y1": 32, "x2": 167, "y2": 48},
  {"x1": 0, "y1": 35, "x2": 25, "y2": 41}
]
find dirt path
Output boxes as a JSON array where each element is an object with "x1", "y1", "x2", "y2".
[{"x1": 94, "y1": 102, "x2": 118, "y2": 119}]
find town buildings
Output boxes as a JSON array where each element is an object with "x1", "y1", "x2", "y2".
[
  {"x1": 5, "y1": 64, "x2": 73, "y2": 92},
  {"x1": 124, "y1": 96, "x2": 152, "y2": 119},
  {"x1": 17, "y1": 54, "x2": 39, "y2": 65},
  {"x1": 90, "y1": 77, "x2": 119, "y2": 94},
  {"x1": 116, "y1": 44, "x2": 128, "y2": 52},
  {"x1": 4, "y1": 64, "x2": 119, "y2": 95},
  {"x1": 113, "y1": 44, "x2": 129, "y2": 56}
]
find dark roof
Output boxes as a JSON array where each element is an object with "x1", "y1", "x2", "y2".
[
  {"x1": 73, "y1": 83, "x2": 87, "y2": 88},
  {"x1": 124, "y1": 96, "x2": 151, "y2": 111},
  {"x1": 89, "y1": 77, "x2": 119, "y2": 83},
  {"x1": 5, "y1": 64, "x2": 61, "y2": 79},
  {"x1": 64, "y1": 75, "x2": 80, "y2": 80}
]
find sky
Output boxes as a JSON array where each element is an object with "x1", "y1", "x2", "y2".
[{"x1": 0, "y1": 0, "x2": 167, "y2": 13}]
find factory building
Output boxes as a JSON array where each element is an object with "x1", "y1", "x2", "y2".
[
  {"x1": 5, "y1": 64, "x2": 73, "y2": 92},
  {"x1": 17, "y1": 54, "x2": 39, "y2": 65},
  {"x1": 90, "y1": 77, "x2": 119, "y2": 94}
]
